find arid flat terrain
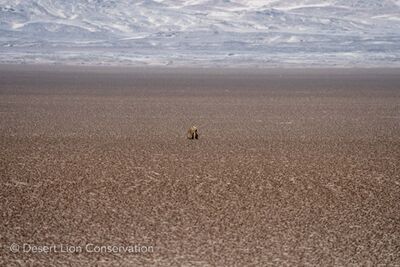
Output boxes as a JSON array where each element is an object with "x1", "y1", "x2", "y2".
[{"x1": 1, "y1": 65, "x2": 399, "y2": 266}]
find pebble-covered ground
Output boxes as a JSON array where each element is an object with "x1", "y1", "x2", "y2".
[{"x1": 1, "y1": 66, "x2": 399, "y2": 266}]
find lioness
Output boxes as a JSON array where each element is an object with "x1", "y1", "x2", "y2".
[{"x1": 187, "y1": 126, "x2": 199, "y2": 139}]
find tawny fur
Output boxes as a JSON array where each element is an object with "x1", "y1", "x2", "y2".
[{"x1": 187, "y1": 126, "x2": 199, "y2": 139}]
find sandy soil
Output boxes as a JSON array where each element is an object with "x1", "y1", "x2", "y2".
[{"x1": 1, "y1": 65, "x2": 399, "y2": 266}]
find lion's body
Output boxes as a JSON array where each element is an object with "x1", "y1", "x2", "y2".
[{"x1": 187, "y1": 126, "x2": 199, "y2": 139}]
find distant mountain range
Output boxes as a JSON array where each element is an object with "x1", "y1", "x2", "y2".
[{"x1": 1, "y1": 0, "x2": 400, "y2": 66}]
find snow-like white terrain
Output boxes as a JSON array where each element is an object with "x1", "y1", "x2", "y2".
[{"x1": 1, "y1": 0, "x2": 400, "y2": 66}]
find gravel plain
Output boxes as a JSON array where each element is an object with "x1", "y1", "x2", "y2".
[{"x1": 0, "y1": 65, "x2": 399, "y2": 266}]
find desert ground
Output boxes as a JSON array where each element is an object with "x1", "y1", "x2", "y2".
[{"x1": 0, "y1": 65, "x2": 399, "y2": 266}]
